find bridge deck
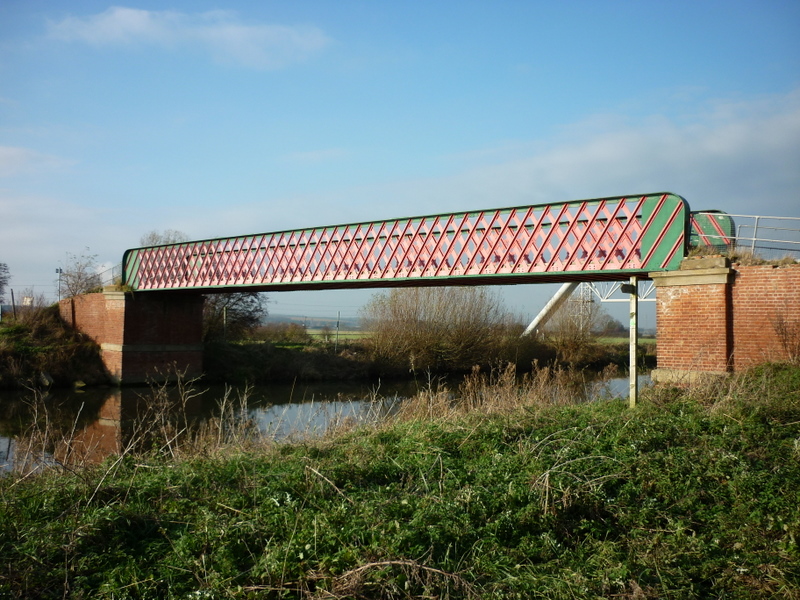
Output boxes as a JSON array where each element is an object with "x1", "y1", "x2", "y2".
[{"x1": 122, "y1": 192, "x2": 689, "y2": 293}]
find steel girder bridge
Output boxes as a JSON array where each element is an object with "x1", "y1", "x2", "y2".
[
  {"x1": 119, "y1": 191, "x2": 737, "y2": 407},
  {"x1": 122, "y1": 192, "x2": 722, "y2": 293}
]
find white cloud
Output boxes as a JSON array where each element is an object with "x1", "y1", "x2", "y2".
[
  {"x1": 0, "y1": 146, "x2": 72, "y2": 177},
  {"x1": 398, "y1": 90, "x2": 800, "y2": 218},
  {"x1": 46, "y1": 6, "x2": 331, "y2": 69},
  {"x1": 173, "y1": 90, "x2": 800, "y2": 240}
]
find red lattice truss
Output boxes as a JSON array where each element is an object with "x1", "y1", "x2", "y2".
[{"x1": 124, "y1": 194, "x2": 685, "y2": 291}]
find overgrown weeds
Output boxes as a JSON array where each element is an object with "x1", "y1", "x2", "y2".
[
  {"x1": 1, "y1": 363, "x2": 799, "y2": 599},
  {"x1": 393, "y1": 362, "x2": 617, "y2": 422},
  {"x1": 0, "y1": 305, "x2": 107, "y2": 389}
]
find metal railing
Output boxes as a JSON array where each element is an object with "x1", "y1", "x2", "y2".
[
  {"x1": 99, "y1": 264, "x2": 123, "y2": 287},
  {"x1": 692, "y1": 212, "x2": 800, "y2": 261}
]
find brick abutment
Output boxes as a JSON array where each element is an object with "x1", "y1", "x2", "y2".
[
  {"x1": 59, "y1": 289, "x2": 204, "y2": 385},
  {"x1": 651, "y1": 259, "x2": 800, "y2": 383}
]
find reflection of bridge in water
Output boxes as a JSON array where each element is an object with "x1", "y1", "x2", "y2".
[
  {"x1": 2, "y1": 376, "x2": 645, "y2": 471},
  {"x1": 0, "y1": 383, "x2": 410, "y2": 471}
]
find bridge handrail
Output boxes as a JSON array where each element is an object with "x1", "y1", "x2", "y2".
[{"x1": 691, "y1": 211, "x2": 800, "y2": 258}]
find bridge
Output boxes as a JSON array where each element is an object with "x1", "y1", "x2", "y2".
[
  {"x1": 121, "y1": 192, "x2": 692, "y2": 292},
  {"x1": 60, "y1": 191, "x2": 800, "y2": 406}
]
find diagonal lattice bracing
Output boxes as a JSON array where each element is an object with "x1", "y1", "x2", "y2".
[{"x1": 122, "y1": 192, "x2": 688, "y2": 292}]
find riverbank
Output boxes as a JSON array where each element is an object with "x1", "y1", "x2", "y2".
[
  {"x1": 202, "y1": 333, "x2": 651, "y2": 384},
  {"x1": 1, "y1": 363, "x2": 798, "y2": 598},
  {"x1": 0, "y1": 306, "x2": 107, "y2": 389},
  {"x1": 1, "y1": 304, "x2": 650, "y2": 389}
]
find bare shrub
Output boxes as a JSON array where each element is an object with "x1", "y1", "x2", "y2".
[
  {"x1": 541, "y1": 290, "x2": 607, "y2": 365},
  {"x1": 361, "y1": 286, "x2": 527, "y2": 372},
  {"x1": 12, "y1": 289, "x2": 49, "y2": 324},
  {"x1": 130, "y1": 373, "x2": 265, "y2": 458},
  {"x1": 392, "y1": 362, "x2": 603, "y2": 423},
  {"x1": 10, "y1": 387, "x2": 60, "y2": 475},
  {"x1": 774, "y1": 313, "x2": 800, "y2": 365},
  {"x1": 203, "y1": 292, "x2": 268, "y2": 342}
]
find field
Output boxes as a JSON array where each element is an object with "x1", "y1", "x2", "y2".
[{"x1": 305, "y1": 328, "x2": 370, "y2": 341}]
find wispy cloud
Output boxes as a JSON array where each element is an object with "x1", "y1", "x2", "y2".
[
  {"x1": 46, "y1": 6, "x2": 331, "y2": 69},
  {"x1": 178, "y1": 90, "x2": 800, "y2": 236},
  {"x1": 414, "y1": 90, "x2": 800, "y2": 218},
  {"x1": 0, "y1": 146, "x2": 72, "y2": 177}
]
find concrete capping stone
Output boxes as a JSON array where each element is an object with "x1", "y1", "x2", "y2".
[
  {"x1": 102, "y1": 289, "x2": 127, "y2": 300},
  {"x1": 649, "y1": 267, "x2": 733, "y2": 287},
  {"x1": 680, "y1": 256, "x2": 731, "y2": 270},
  {"x1": 651, "y1": 368, "x2": 731, "y2": 385}
]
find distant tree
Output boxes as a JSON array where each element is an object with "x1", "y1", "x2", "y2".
[
  {"x1": 361, "y1": 286, "x2": 515, "y2": 371},
  {"x1": 595, "y1": 313, "x2": 627, "y2": 336},
  {"x1": 0, "y1": 262, "x2": 9, "y2": 303},
  {"x1": 59, "y1": 249, "x2": 103, "y2": 298},
  {"x1": 541, "y1": 291, "x2": 612, "y2": 364},
  {"x1": 204, "y1": 292, "x2": 268, "y2": 342},
  {"x1": 140, "y1": 229, "x2": 189, "y2": 246}
]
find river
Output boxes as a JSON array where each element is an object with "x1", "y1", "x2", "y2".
[{"x1": 0, "y1": 373, "x2": 649, "y2": 473}]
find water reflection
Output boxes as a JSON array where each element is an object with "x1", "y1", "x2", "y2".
[
  {"x1": 0, "y1": 380, "x2": 415, "y2": 472},
  {"x1": 0, "y1": 374, "x2": 649, "y2": 473}
]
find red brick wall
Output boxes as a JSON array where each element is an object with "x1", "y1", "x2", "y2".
[
  {"x1": 122, "y1": 293, "x2": 204, "y2": 346},
  {"x1": 59, "y1": 290, "x2": 204, "y2": 384},
  {"x1": 655, "y1": 263, "x2": 800, "y2": 374},
  {"x1": 730, "y1": 265, "x2": 800, "y2": 368},
  {"x1": 59, "y1": 293, "x2": 125, "y2": 346},
  {"x1": 655, "y1": 282, "x2": 731, "y2": 372}
]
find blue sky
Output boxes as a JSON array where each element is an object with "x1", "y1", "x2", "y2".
[{"x1": 1, "y1": 1, "x2": 799, "y2": 324}]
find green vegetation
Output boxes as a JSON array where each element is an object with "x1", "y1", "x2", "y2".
[
  {"x1": 0, "y1": 305, "x2": 107, "y2": 389},
  {"x1": 203, "y1": 339, "x2": 374, "y2": 383},
  {"x1": 361, "y1": 287, "x2": 544, "y2": 373},
  {"x1": 2, "y1": 363, "x2": 798, "y2": 598}
]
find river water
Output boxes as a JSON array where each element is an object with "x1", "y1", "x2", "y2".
[{"x1": 0, "y1": 374, "x2": 649, "y2": 473}]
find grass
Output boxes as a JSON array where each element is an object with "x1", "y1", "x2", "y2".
[
  {"x1": 1, "y1": 363, "x2": 799, "y2": 598},
  {"x1": 306, "y1": 328, "x2": 370, "y2": 341}
]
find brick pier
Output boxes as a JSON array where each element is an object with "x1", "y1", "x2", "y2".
[
  {"x1": 650, "y1": 258, "x2": 800, "y2": 382},
  {"x1": 59, "y1": 289, "x2": 204, "y2": 385}
]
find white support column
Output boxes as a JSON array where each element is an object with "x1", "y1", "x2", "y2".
[{"x1": 627, "y1": 276, "x2": 639, "y2": 408}]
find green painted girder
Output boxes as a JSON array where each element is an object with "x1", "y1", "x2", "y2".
[{"x1": 122, "y1": 192, "x2": 690, "y2": 292}]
